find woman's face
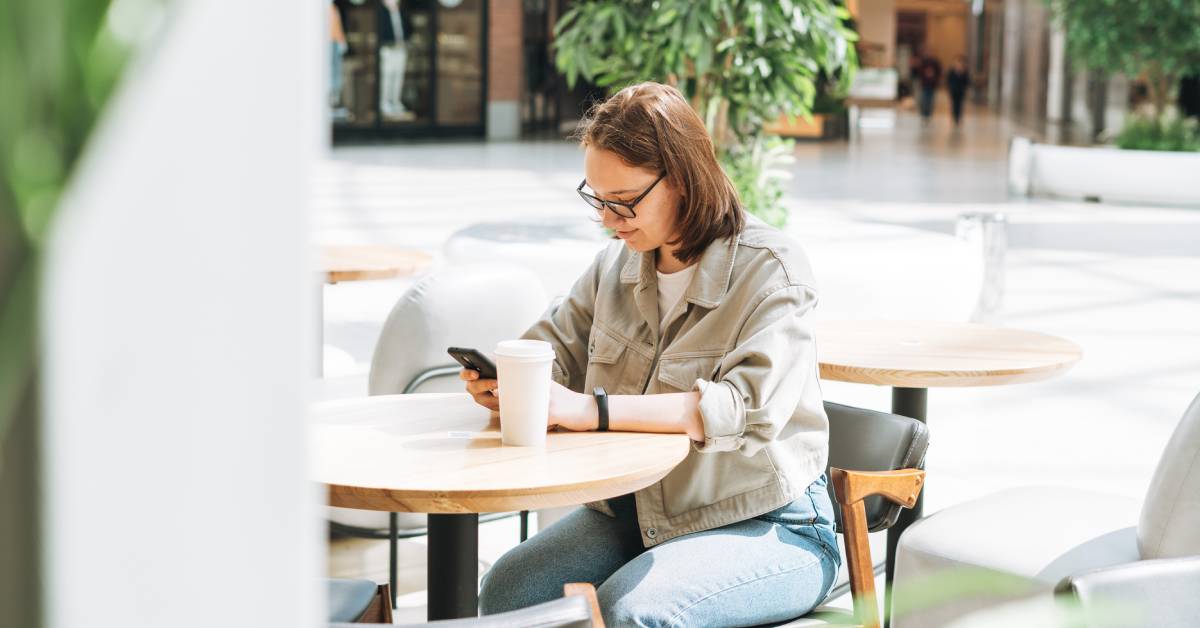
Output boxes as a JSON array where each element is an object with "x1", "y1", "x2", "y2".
[{"x1": 583, "y1": 146, "x2": 681, "y2": 255}]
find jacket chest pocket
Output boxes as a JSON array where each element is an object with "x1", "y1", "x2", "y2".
[
  {"x1": 655, "y1": 352, "x2": 725, "y2": 393},
  {"x1": 585, "y1": 326, "x2": 651, "y2": 395}
]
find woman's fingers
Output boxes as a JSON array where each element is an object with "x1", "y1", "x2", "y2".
[
  {"x1": 472, "y1": 389, "x2": 500, "y2": 411},
  {"x1": 478, "y1": 394, "x2": 500, "y2": 411},
  {"x1": 463, "y1": 372, "x2": 500, "y2": 411},
  {"x1": 465, "y1": 378, "x2": 498, "y2": 395}
]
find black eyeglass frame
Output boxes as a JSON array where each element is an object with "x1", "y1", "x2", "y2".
[{"x1": 576, "y1": 173, "x2": 666, "y2": 219}]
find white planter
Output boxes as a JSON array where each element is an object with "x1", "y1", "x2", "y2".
[{"x1": 1009, "y1": 137, "x2": 1200, "y2": 206}]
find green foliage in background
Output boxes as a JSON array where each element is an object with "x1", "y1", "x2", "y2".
[
  {"x1": 554, "y1": 0, "x2": 858, "y2": 227},
  {"x1": 1116, "y1": 114, "x2": 1200, "y2": 152},
  {"x1": 1044, "y1": 0, "x2": 1200, "y2": 149},
  {"x1": 0, "y1": 0, "x2": 146, "y2": 465},
  {"x1": 0, "y1": 1, "x2": 149, "y2": 623},
  {"x1": 721, "y1": 134, "x2": 793, "y2": 228}
]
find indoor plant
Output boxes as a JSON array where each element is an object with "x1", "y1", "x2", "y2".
[
  {"x1": 1045, "y1": 0, "x2": 1200, "y2": 151},
  {"x1": 554, "y1": 0, "x2": 858, "y2": 226}
]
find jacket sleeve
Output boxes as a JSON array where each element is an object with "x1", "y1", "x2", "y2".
[
  {"x1": 690, "y1": 283, "x2": 824, "y2": 456},
  {"x1": 519, "y1": 244, "x2": 612, "y2": 392}
]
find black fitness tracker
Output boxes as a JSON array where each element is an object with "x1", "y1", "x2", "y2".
[{"x1": 593, "y1": 387, "x2": 609, "y2": 432}]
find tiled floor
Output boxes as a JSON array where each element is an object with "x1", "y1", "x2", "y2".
[{"x1": 318, "y1": 103, "x2": 1200, "y2": 623}]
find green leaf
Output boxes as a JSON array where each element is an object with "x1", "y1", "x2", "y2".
[{"x1": 755, "y1": 57, "x2": 772, "y2": 78}]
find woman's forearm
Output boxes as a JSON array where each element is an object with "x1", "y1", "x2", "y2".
[
  {"x1": 610, "y1": 392, "x2": 704, "y2": 441},
  {"x1": 556, "y1": 386, "x2": 704, "y2": 442}
]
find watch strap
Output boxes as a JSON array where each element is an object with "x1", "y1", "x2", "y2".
[{"x1": 593, "y1": 387, "x2": 609, "y2": 432}]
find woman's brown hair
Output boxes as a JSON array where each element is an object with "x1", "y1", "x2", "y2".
[{"x1": 574, "y1": 82, "x2": 744, "y2": 264}]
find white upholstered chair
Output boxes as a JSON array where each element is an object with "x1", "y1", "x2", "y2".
[{"x1": 892, "y1": 392, "x2": 1200, "y2": 627}]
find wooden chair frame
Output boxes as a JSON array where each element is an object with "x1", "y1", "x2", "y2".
[
  {"x1": 352, "y1": 584, "x2": 394, "y2": 623},
  {"x1": 831, "y1": 467, "x2": 926, "y2": 628},
  {"x1": 563, "y1": 583, "x2": 606, "y2": 627}
]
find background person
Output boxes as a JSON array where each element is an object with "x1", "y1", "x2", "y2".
[
  {"x1": 918, "y1": 53, "x2": 942, "y2": 122},
  {"x1": 947, "y1": 56, "x2": 971, "y2": 126}
]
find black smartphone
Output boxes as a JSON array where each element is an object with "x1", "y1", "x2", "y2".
[{"x1": 446, "y1": 347, "x2": 498, "y2": 380}]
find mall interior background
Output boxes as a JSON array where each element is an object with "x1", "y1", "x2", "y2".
[{"x1": 328, "y1": 0, "x2": 1200, "y2": 144}]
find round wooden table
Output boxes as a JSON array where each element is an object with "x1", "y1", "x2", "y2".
[
  {"x1": 312, "y1": 393, "x2": 691, "y2": 620},
  {"x1": 319, "y1": 245, "x2": 432, "y2": 285},
  {"x1": 815, "y1": 319, "x2": 1082, "y2": 620},
  {"x1": 314, "y1": 245, "x2": 432, "y2": 376}
]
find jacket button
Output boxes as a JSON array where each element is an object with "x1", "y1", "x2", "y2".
[{"x1": 646, "y1": 527, "x2": 657, "y2": 539}]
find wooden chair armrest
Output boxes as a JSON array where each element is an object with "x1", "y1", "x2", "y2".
[
  {"x1": 829, "y1": 467, "x2": 926, "y2": 628},
  {"x1": 563, "y1": 582, "x2": 605, "y2": 628},
  {"x1": 831, "y1": 468, "x2": 924, "y2": 508}
]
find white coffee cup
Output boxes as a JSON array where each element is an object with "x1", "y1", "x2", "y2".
[{"x1": 494, "y1": 339, "x2": 555, "y2": 447}]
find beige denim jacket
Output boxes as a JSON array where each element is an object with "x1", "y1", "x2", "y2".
[{"x1": 521, "y1": 216, "x2": 828, "y2": 547}]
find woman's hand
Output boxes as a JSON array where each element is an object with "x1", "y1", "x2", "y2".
[
  {"x1": 460, "y1": 369, "x2": 499, "y2": 412},
  {"x1": 548, "y1": 381, "x2": 598, "y2": 432},
  {"x1": 463, "y1": 371, "x2": 596, "y2": 431}
]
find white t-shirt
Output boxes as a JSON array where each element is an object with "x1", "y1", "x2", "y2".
[{"x1": 656, "y1": 264, "x2": 698, "y2": 328}]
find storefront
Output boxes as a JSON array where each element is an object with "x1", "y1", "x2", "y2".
[{"x1": 330, "y1": 0, "x2": 487, "y2": 140}]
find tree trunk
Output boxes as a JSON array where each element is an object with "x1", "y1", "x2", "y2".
[
  {"x1": 0, "y1": 376, "x2": 42, "y2": 628},
  {"x1": 713, "y1": 99, "x2": 731, "y2": 152},
  {"x1": 1146, "y1": 63, "x2": 1176, "y2": 122}
]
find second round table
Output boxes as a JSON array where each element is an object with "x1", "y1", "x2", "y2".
[{"x1": 816, "y1": 319, "x2": 1082, "y2": 624}]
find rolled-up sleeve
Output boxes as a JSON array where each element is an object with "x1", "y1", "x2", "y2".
[{"x1": 691, "y1": 283, "x2": 820, "y2": 456}]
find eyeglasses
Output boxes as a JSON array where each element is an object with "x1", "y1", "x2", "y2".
[{"x1": 576, "y1": 173, "x2": 666, "y2": 220}]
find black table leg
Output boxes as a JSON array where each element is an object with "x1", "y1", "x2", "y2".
[
  {"x1": 886, "y1": 386, "x2": 927, "y2": 627},
  {"x1": 427, "y1": 513, "x2": 479, "y2": 620},
  {"x1": 389, "y1": 513, "x2": 399, "y2": 609}
]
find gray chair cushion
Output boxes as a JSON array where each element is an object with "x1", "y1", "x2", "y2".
[
  {"x1": 896, "y1": 487, "x2": 1141, "y2": 584},
  {"x1": 327, "y1": 578, "x2": 379, "y2": 623},
  {"x1": 1057, "y1": 555, "x2": 1200, "y2": 628},
  {"x1": 368, "y1": 262, "x2": 549, "y2": 396},
  {"x1": 824, "y1": 401, "x2": 929, "y2": 532},
  {"x1": 891, "y1": 486, "x2": 1141, "y2": 628},
  {"x1": 334, "y1": 593, "x2": 593, "y2": 627},
  {"x1": 1138, "y1": 392, "x2": 1200, "y2": 559}
]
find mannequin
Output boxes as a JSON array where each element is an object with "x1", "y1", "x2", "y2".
[
  {"x1": 329, "y1": 2, "x2": 348, "y2": 116},
  {"x1": 379, "y1": 0, "x2": 410, "y2": 118}
]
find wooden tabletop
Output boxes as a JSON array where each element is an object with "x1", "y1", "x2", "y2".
[
  {"x1": 312, "y1": 393, "x2": 691, "y2": 513},
  {"x1": 816, "y1": 320, "x2": 1082, "y2": 388},
  {"x1": 319, "y1": 245, "x2": 432, "y2": 284}
]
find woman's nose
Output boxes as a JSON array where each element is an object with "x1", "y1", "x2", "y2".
[{"x1": 601, "y1": 207, "x2": 625, "y2": 230}]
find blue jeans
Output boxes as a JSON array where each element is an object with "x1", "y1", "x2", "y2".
[
  {"x1": 479, "y1": 474, "x2": 841, "y2": 627},
  {"x1": 919, "y1": 87, "x2": 935, "y2": 118}
]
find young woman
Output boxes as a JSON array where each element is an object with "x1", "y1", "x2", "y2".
[{"x1": 462, "y1": 82, "x2": 838, "y2": 627}]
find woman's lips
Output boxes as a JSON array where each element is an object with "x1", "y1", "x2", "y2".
[{"x1": 616, "y1": 229, "x2": 637, "y2": 239}]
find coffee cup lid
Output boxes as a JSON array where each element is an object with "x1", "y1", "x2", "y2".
[{"x1": 494, "y1": 339, "x2": 554, "y2": 360}]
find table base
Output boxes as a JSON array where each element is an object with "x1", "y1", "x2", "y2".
[{"x1": 428, "y1": 513, "x2": 480, "y2": 620}]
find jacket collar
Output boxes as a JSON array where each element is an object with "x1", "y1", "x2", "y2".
[{"x1": 618, "y1": 230, "x2": 740, "y2": 309}]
